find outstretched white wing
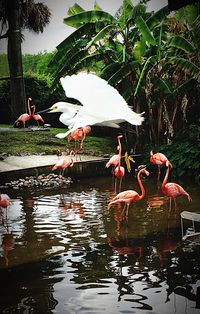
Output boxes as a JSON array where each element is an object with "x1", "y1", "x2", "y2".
[{"x1": 60, "y1": 73, "x2": 144, "y2": 128}]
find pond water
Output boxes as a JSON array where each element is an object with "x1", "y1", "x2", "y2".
[{"x1": 0, "y1": 173, "x2": 200, "y2": 314}]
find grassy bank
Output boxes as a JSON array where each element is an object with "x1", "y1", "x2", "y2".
[{"x1": 0, "y1": 125, "x2": 116, "y2": 157}]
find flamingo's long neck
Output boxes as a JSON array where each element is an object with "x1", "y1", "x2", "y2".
[
  {"x1": 28, "y1": 98, "x2": 31, "y2": 115},
  {"x1": 162, "y1": 165, "x2": 170, "y2": 191},
  {"x1": 31, "y1": 105, "x2": 35, "y2": 116},
  {"x1": 117, "y1": 137, "x2": 122, "y2": 171},
  {"x1": 137, "y1": 170, "x2": 145, "y2": 200}
]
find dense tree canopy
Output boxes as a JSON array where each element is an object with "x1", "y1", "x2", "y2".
[{"x1": 49, "y1": 0, "x2": 200, "y2": 148}]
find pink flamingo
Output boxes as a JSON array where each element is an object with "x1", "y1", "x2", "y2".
[
  {"x1": 161, "y1": 161, "x2": 192, "y2": 210},
  {"x1": 108, "y1": 167, "x2": 149, "y2": 220},
  {"x1": 52, "y1": 156, "x2": 74, "y2": 176},
  {"x1": 114, "y1": 135, "x2": 125, "y2": 192},
  {"x1": 0, "y1": 193, "x2": 10, "y2": 222},
  {"x1": 80, "y1": 125, "x2": 91, "y2": 148},
  {"x1": 31, "y1": 105, "x2": 44, "y2": 126},
  {"x1": 67, "y1": 128, "x2": 84, "y2": 159},
  {"x1": 14, "y1": 97, "x2": 32, "y2": 128},
  {"x1": 150, "y1": 150, "x2": 172, "y2": 180},
  {"x1": 0, "y1": 193, "x2": 10, "y2": 210},
  {"x1": 105, "y1": 137, "x2": 121, "y2": 176}
]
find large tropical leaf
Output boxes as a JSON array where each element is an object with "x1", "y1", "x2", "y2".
[
  {"x1": 167, "y1": 35, "x2": 195, "y2": 53},
  {"x1": 134, "y1": 56, "x2": 156, "y2": 96},
  {"x1": 108, "y1": 60, "x2": 140, "y2": 85},
  {"x1": 155, "y1": 78, "x2": 173, "y2": 95},
  {"x1": 67, "y1": 3, "x2": 85, "y2": 17},
  {"x1": 56, "y1": 23, "x2": 97, "y2": 51},
  {"x1": 147, "y1": 5, "x2": 169, "y2": 30},
  {"x1": 117, "y1": 0, "x2": 134, "y2": 28},
  {"x1": 86, "y1": 24, "x2": 116, "y2": 49},
  {"x1": 135, "y1": 16, "x2": 156, "y2": 46},
  {"x1": 167, "y1": 57, "x2": 200, "y2": 82},
  {"x1": 63, "y1": 10, "x2": 116, "y2": 28}
]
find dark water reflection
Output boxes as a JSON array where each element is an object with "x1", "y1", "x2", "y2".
[{"x1": 0, "y1": 174, "x2": 200, "y2": 313}]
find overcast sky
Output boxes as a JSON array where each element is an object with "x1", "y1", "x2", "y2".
[{"x1": 0, "y1": 0, "x2": 168, "y2": 55}]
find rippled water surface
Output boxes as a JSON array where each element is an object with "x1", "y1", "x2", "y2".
[{"x1": 0, "y1": 174, "x2": 200, "y2": 314}]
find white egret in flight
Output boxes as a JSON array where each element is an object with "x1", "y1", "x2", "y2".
[{"x1": 37, "y1": 73, "x2": 144, "y2": 138}]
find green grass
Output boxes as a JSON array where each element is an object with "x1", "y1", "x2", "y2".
[{"x1": 0, "y1": 125, "x2": 116, "y2": 156}]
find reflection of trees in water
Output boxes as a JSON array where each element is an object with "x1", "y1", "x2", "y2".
[
  {"x1": 68, "y1": 226, "x2": 200, "y2": 311},
  {"x1": 0, "y1": 258, "x2": 62, "y2": 313}
]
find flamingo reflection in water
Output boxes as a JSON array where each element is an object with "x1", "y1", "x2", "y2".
[
  {"x1": 108, "y1": 166, "x2": 149, "y2": 221},
  {"x1": 1, "y1": 231, "x2": 15, "y2": 267},
  {"x1": 156, "y1": 238, "x2": 180, "y2": 268},
  {"x1": 147, "y1": 194, "x2": 168, "y2": 211},
  {"x1": 59, "y1": 195, "x2": 84, "y2": 219}
]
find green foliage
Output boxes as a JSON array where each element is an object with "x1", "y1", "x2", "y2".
[
  {"x1": 0, "y1": 54, "x2": 9, "y2": 77},
  {"x1": 0, "y1": 72, "x2": 64, "y2": 123},
  {"x1": 22, "y1": 51, "x2": 56, "y2": 78},
  {"x1": 0, "y1": 126, "x2": 116, "y2": 157},
  {"x1": 149, "y1": 125, "x2": 200, "y2": 180}
]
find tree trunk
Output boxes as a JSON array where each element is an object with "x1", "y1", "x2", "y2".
[{"x1": 7, "y1": 0, "x2": 26, "y2": 122}]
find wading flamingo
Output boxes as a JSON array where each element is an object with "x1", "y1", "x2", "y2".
[
  {"x1": 114, "y1": 135, "x2": 125, "y2": 193},
  {"x1": 52, "y1": 156, "x2": 74, "y2": 176},
  {"x1": 150, "y1": 151, "x2": 172, "y2": 180},
  {"x1": 0, "y1": 193, "x2": 10, "y2": 223},
  {"x1": 14, "y1": 97, "x2": 32, "y2": 128},
  {"x1": 31, "y1": 105, "x2": 44, "y2": 126},
  {"x1": 161, "y1": 161, "x2": 192, "y2": 210},
  {"x1": 0, "y1": 193, "x2": 10, "y2": 210},
  {"x1": 108, "y1": 167, "x2": 149, "y2": 220}
]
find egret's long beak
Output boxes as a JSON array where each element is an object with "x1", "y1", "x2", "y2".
[{"x1": 36, "y1": 108, "x2": 52, "y2": 114}]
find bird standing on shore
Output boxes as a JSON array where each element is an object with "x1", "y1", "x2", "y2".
[
  {"x1": 31, "y1": 105, "x2": 44, "y2": 126},
  {"x1": 14, "y1": 97, "x2": 32, "y2": 128}
]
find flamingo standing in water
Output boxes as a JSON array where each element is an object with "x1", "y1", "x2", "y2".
[
  {"x1": 52, "y1": 156, "x2": 74, "y2": 176},
  {"x1": 31, "y1": 105, "x2": 44, "y2": 126},
  {"x1": 105, "y1": 137, "x2": 121, "y2": 175},
  {"x1": 108, "y1": 167, "x2": 149, "y2": 220},
  {"x1": 150, "y1": 151, "x2": 172, "y2": 180},
  {"x1": 0, "y1": 193, "x2": 10, "y2": 222},
  {"x1": 14, "y1": 97, "x2": 32, "y2": 128},
  {"x1": 161, "y1": 161, "x2": 192, "y2": 210},
  {"x1": 114, "y1": 135, "x2": 125, "y2": 193},
  {"x1": 0, "y1": 193, "x2": 10, "y2": 210}
]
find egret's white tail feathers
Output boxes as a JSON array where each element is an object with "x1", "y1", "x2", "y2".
[
  {"x1": 56, "y1": 130, "x2": 71, "y2": 139},
  {"x1": 125, "y1": 111, "x2": 145, "y2": 126}
]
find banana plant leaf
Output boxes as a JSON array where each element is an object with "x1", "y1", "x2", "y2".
[
  {"x1": 167, "y1": 35, "x2": 195, "y2": 53},
  {"x1": 64, "y1": 10, "x2": 116, "y2": 28},
  {"x1": 135, "y1": 16, "x2": 156, "y2": 46}
]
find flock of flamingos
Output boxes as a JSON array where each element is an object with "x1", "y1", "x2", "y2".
[{"x1": 0, "y1": 130, "x2": 192, "y2": 224}]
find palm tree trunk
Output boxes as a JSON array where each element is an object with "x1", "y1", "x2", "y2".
[{"x1": 7, "y1": 0, "x2": 26, "y2": 122}]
